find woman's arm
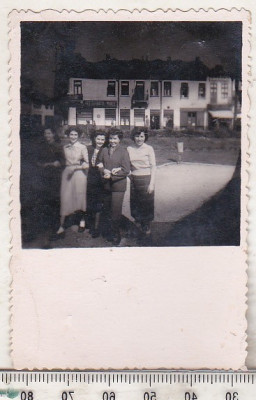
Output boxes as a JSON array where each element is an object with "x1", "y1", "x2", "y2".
[
  {"x1": 81, "y1": 145, "x2": 89, "y2": 169},
  {"x1": 72, "y1": 145, "x2": 89, "y2": 171},
  {"x1": 148, "y1": 146, "x2": 156, "y2": 193},
  {"x1": 111, "y1": 149, "x2": 131, "y2": 180}
]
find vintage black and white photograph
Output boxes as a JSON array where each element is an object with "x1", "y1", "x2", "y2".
[{"x1": 20, "y1": 21, "x2": 242, "y2": 248}]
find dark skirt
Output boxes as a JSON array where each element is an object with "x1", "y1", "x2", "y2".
[
  {"x1": 87, "y1": 166, "x2": 104, "y2": 214},
  {"x1": 130, "y1": 174, "x2": 154, "y2": 223}
]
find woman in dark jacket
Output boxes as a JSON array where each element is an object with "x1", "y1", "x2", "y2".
[
  {"x1": 86, "y1": 130, "x2": 107, "y2": 237},
  {"x1": 36, "y1": 127, "x2": 64, "y2": 235},
  {"x1": 97, "y1": 130, "x2": 130, "y2": 245}
]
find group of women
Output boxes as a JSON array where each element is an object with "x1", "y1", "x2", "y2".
[{"x1": 36, "y1": 126, "x2": 156, "y2": 246}]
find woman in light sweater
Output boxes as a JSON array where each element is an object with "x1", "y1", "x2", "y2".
[{"x1": 127, "y1": 128, "x2": 156, "y2": 235}]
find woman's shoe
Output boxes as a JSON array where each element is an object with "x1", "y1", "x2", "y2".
[
  {"x1": 142, "y1": 223, "x2": 151, "y2": 235},
  {"x1": 78, "y1": 220, "x2": 86, "y2": 233}
]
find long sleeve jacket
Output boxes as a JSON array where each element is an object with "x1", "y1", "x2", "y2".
[{"x1": 98, "y1": 145, "x2": 130, "y2": 192}]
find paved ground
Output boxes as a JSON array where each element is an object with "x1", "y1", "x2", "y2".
[
  {"x1": 24, "y1": 162, "x2": 236, "y2": 249},
  {"x1": 123, "y1": 162, "x2": 235, "y2": 223}
]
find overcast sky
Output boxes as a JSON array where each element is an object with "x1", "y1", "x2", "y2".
[{"x1": 21, "y1": 21, "x2": 242, "y2": 97}]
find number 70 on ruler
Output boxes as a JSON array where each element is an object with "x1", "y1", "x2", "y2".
[{"x1": 18, "y1": 387, "x2": 242, "y2": 400}]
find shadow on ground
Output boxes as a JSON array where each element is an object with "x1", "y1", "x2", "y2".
[{"x1": 152, "y1": 154, "x2": 241, "y2": 247}]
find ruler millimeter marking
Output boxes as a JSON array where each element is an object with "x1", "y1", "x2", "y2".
[
  {"x1": 0, "y1": 372, "x2": 256, "y2": 386},
  {"x1": 0, "y1": 371, "x2": 256, "y2": 400}
]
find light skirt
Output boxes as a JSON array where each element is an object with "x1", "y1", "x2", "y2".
[{"x1": 60, "y1": 167, "x2": 87, "y2": 217}]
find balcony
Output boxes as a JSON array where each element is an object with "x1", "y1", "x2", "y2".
[
  {"x1": 67, "y1": 93, "x2": 83, "y2": 102},
  {"x1": 131, "y1": 93, "x2": 149, "y2": 109}
]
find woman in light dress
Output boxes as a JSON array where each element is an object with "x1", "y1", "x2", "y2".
[
  {"x1": 51, "y1": 127, "x2": 89, "y2": 240},
  {"x1": 127, "y1": 128, "x2": 156, "y2": 235}
]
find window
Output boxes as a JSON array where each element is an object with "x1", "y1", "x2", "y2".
[
  {"x1": 33, "y1": 103, "x2": 41, "y2": 109},
  {"x1": 210, "y1": 82, "x2": 217, "y2": 93},
  {"x1": 134, "y1": 109, "x2": 145, "y2": 126},
  {"x1": 105, "y1": 108, "x2": 116, "y2": 123},
  {"x1": 107, "y1": 81, "x2": 116, "y2": 96},
  {"x1": 164, "y1": 81, "x2": 172, "y2": 96},
  {"x1": 180, "y1": 82, "x2": 189, "y2": 98},
  {"x1": 198, "y1": 83, "x2": 206, "y2": 98},
  {"x1": 221, "y1": 81, "x2": 228, "y2": 98},
  {"x1": 164, "y1": 109, "x2": 173, "y2": 128},
  {"x1": 210, "y1": 81, "x2": 217, "y2": 103},
  {"x1": 120, "y1": 109, "x2": 130, "y2": 126},
  {"x1": 150, "y1": 81, "x2": 159, "y2": 96},
  {"x1": 74, "y1": 80, "x2": 82, "y2": 95},
  {"x1": 76, "y1": 109, "x2": 93, "y2": 125},
  {"x1": 121, "y1": 81, "x2": 129, "y2": 96}
]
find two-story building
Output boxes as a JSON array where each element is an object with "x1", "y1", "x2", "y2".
[
  {"x1": 30, "y1": 102, "x2": 55, "y2": 126},
  {"x1": 65, "y1": 76, "x2": 238, "y2": 131}
]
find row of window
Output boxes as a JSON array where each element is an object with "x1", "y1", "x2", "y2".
[
  {"x1": 76, "y1": 108, "x2": 206, "y2": 128},
  {"x1": 33, "y1": 103, "x2": 54, "y2": 110},
  {"x1": 73, "y1": 80, "x2": 229, "y2": 99},
  {"x1": 78, "y1": 108, "x2": 175, "y2": 122}
]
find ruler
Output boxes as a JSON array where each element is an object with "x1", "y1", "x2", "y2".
[{"x1": 0, "y1": 372, "x2": 255, "y2": 400}]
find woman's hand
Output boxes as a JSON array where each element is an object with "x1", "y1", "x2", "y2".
[
  {"x1": 97, "y1": 162, "x2": 104, "y2": 169},
  {"x1": 81, "y1": 161, "x2": 89, "y2": 169},
  {"x1": 111, "y1": 167, "x2": 121, "y2": 175},
  {"x1": 52, "y1": 161, "x2": 61, "y2": 167},
  {"x1": 147, "y1": 182, "x2": 155, "y2": 194},
  {"x1": 103, "y1": 169, "x2": 111, "y2": 179}
]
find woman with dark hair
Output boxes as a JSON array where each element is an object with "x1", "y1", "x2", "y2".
[
  {"x1": 36, "y1": 127, "x2": 64, "y2": 237},
  {"x1": 97, "y1": 130, "x2": 130, "y2": 245},
  {"x1": 86, "y1": 130, "x2": 107, "y2": 238},
  {"x1": 127, "y1": 127, "x2": 156, "y2": 235},
  {"x1": 51, "y1": 126, "x2": 89, "y2": 240}
]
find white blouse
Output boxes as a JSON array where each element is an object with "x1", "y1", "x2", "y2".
[
  {"x1": 63, "y1": 141, "x2": 89, "y2": 167},
  {"x1": 127, "y1": 143, "x2": 156, "y2": 176}
]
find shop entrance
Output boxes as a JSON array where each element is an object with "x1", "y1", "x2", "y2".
[{"x1": 150, "y1": 110, "x2": 160, "y2": 129}]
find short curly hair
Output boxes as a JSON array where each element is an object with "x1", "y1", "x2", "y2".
[
  {"x1": 65, "y1": 126, "x2": 83, "y2": 137},
  {"x1": 90, "y1": 130, "x2": 108, "y2": 147},
  {"x1": 108, "y1": 129, "x2": 124, "y2": 140},
  {"x1": 131, "y1": 127, "x2": 149, "y2": 142}
]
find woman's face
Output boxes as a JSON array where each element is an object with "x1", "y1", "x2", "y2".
[
  {"x1": 44, "y1": 129, "x2": 55, "y2": 144},
  {"x1": 69, "y1": 130, "x2": 79, "y2": 144},
  {"x1": 109, "y1": 134, "x2": 120, "y2": 148},
  {"x1": 95, "y1": 134, "x2": 106, "y2": 149},
  {"x1": 134, "y1": 132, "x2": 146, "y2": 147}
]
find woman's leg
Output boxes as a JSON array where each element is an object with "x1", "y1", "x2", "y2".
[
  {"x1": 111, "y1": 191, "x2": 125, "y2": 245},
  {"x1": 49, "y1": 215, "x2": 66, "y2": 240},
  {"x1": 91, "y1": 211, "x2": 100, "y2": 238},
  {"x1": 101, "y1": 190, "x2": 112, "y2": 239}
]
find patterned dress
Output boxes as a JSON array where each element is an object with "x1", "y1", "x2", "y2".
[{"x1": 60, "y1": 141, "x2": 89, "y2": 217}]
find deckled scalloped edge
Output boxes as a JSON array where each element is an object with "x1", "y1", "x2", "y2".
[{"x1": 7, "y1": 6, "x2": 251, "y2": 370}]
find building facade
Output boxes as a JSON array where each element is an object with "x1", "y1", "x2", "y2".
[
  {"x1": 30, "y1": 102, "x2": 55, "y2": 126},
  {"x1": 65, "y1": 77, "x2": 238, "y2": 130}
]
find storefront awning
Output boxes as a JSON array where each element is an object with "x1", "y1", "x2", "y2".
[{"x1": 209, "y1": 110, "x2": 234, "y2": 119}]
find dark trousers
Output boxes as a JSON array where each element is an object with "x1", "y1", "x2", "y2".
[{"x1": 102, "y1": 190, "x2": 125, "y2": 237}]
